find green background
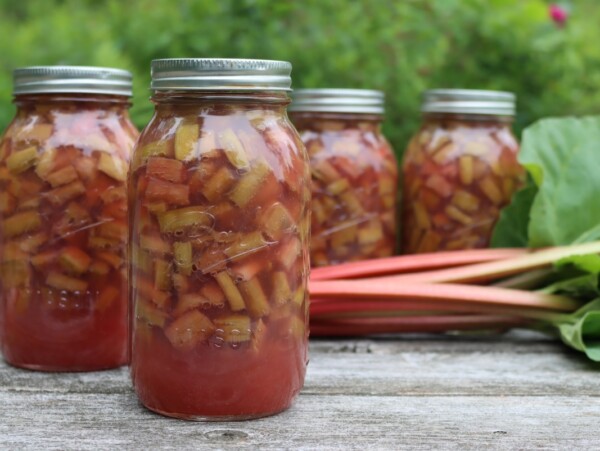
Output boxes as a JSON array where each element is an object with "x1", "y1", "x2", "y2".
[{"x1": 0, "y1": 0, "x2": 599, "y2": 156}]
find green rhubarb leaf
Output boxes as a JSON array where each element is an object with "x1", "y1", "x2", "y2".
[
  {"x1": 490, "y1": 178, "x2": 537, "y2": 248},
  {"x1": 555, "y1": 298, "x2": 600, "y2": 361},
  {"x1": 519, "y1": 116, "x2": 600, "y2": 247}
]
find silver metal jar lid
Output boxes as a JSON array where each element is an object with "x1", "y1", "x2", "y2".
[
  {"x1": 13, "y1": 66, "x2": 133, "y2": 96},
  {"x1": 289, "y1": 89, "x2": 385, "y2": 114},
  {"x1": 421, "y1": 89, "x2": 516, "y2": 116},
  {"x1": 151, "y1": 58, "x2": 292, "y2": 92}
]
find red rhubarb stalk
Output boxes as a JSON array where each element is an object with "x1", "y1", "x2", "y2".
[{"x1": 310, "y1": 248, "x2": 527, "y2": 281}]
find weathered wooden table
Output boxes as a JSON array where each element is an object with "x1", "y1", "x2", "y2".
[{"x1": 1, "y1": 330, "x2": 599, "y2": 450}]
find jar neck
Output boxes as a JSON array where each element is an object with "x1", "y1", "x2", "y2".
[
  {"x1": 290, "y1": 111, "x2": 383, "y2": 131},
  {"x1": 422, "y1": 112, "x2": 513, "y2": 124},
  {"x1": 14, "y1": 93, "x2": 131, "y2": 109},
  {"x1": 151, "y1": 90, "x2": 290, "y2": 109}
]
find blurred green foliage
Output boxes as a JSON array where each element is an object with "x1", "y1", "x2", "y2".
[{"x1": 0, "y1": 0, "x2": 599, "y2": 156}]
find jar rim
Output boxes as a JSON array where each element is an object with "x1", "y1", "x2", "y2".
[
  {"x1": 421, "y1": 89, "x2": 516, "y2": 116},
  {"x1": 13, "y1": 66, "x2": 133, "y2": 97},
  {"x1": 151, "y1": 58, "x2": 292, "y2": 92},
  {"x1": 289, "y1": 88, "x2": 385, "y2": 115}
]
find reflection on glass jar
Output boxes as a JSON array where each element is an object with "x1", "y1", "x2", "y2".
[
  {"x1": 401, "y1": 89, "x2": 524, "y2": 254},
  {"x1": 129, "y1": 59, "x2": 310, "y2": 420},
  {"x1": 290, "y1": 89, "x2": 398, "y2": 266},
  {"x1": 0, "y1": 66, "x2": 138, "y2": 371}
]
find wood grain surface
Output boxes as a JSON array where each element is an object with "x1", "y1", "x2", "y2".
[{"x1": 1, "y1": 330, "x2": 599, "y2": 450}]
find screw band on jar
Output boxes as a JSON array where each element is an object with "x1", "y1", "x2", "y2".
[
  {"x1": 289, "y1": 88, "x2": 385, "y2": 115},
  {"x1": 13, "y1": 66, "x2": 133, "y2": 97},
  {"x1": 150, "y1": 58, "x2": 292, "y2": 92},
  {"x1": 421, "y1": 89, "x2": 516, "y2": 117}
]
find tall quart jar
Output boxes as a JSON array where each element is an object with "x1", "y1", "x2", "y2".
[
  {"x1": 0, "y1": 66, "x2": 138, "y2": 371},
  {"x1": 289, "y1": 89, "x2": 398, "y2": 266},
  {"x1": 401, "y1": 89, "x2": 524, "y2": 253},
  {"x1": 129, "y1": 59, "x2": 310, "y2": 420}
]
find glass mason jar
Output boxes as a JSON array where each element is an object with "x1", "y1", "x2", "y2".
[
  {"x1": 289, "y1": 89, "x2": 397, "y2": 266},
  {"x1": 129, "y1": 59, "x2": 310, "y2": 420},
  {"x1": 401, "y1": 89, "x2": 524, "y2": 253},
  {"x1": 0, "y1": 66, "x2": 137, "y2": 371}
]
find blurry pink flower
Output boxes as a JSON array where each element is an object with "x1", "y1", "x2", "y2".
[{"x1": 549, "y1": 4, "x2": 568, "y2": 27}]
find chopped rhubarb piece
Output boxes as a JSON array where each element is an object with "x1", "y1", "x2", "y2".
[
  {"x1": 46, "y1": 165, "x2": 79, "y2": 187},
  {"x1": 98, "y1": 220, "x2": 127, "y2": 241},
  {"x1": 165, "y1": 310, "x2": 215, "y2": 349},
  {"x1": 0, "y1": 192, "x2": 16, "y2": 214},
  {"x1": 213, "y1": 314, "x2": 251, "y2": 342},
  {"x1": 198, "y1": 130, "x2": 217, "y2": 155},
  {"x1": 139, "y1": 234, "x2": 171, "y2": 255},
  {"x1": 18, "y1": 232, "x2": 48, "y2": 253},
  {"x1": 413, "y1": 201, "x2": 431, "y2": 230},
  {"x1": 326, "y1": 178, "x2": 350, "y2": 196},
  {"x1": 219, "y1": 128, "x2": 250, "y2": 170},
  {"x1": 46, "y1": 271, "x2": 88, "y2": 292},
  {"x1": 239, "y1": 277, "x2": 270, "y2": 318},
  {"x1": 358, "y1": 220, "x2": 384, "y2": 245},
  {"x1": 173, "y1": 293, "x2": 223, "y2": 316},
  {"x1": 230, "y1": 259, "x2": 263, "y2": 281},
  {"x1": 445, "y1": 205, "x2": 473, "y2": 226},
  {"x1": 172, "y1": 273, "x2": 191, "y2": 293},
  {"x1": 137, "y1": 277, "x2": 170, "y2": 309},
  {"x1": 87, "y1": 236, "x2": 120, "y2": 252},
  {"x1": 59, "y1": 246, "x2": 92, "y2": 274},
  {"x1": 98, "y1": 152, "x2": 127, "y2": 182},
  {"x1": 7, "y1": 146, "x2": 38, "y2": 174},
  {"x1": 141, "y1": 140, "x2": 170, "y2": 159},
  {"x1": 451, "y1": 190, "x2": 479, "y2": 212},
  {"x1": 157, "y1": 206, "x2": 212, "y2": 234},
  {"x1": 136, "y1": 299, "x2": 168, "y2": 328},
  {"x1": 292, "y1": 287, "x2": 305, "y2": 308},
  {"x1": 331, "y1": 223, "x2": 357, "y2": 249},
  {"x1": 200, "y1": 281, "x2": 226, "y2": 306},
  {"x1": 263, "y1": 202, "x2": 294, "y2": 240},
  {"x1": 145, "y1": 177, "x2": 190, "y2": 206},
  {"x1": 0, "y1": 261, "x2": 30, "y2": 288},
  {"x1": 15, "y1": 123, "x2": 53, "y2": 142},
  {"x1": 2, "y1": 210, "x2": 41, "y2": 238},
  {"x1": 174, "y1": 121, "x2": 199, "y2": 161},
  {"x1": 147, "y1": 156, "x2": 185, "y2": 183},
  {"x1": 214, "y1": 271, "x2": 245, "y2": 312},
  {"x1": 459, "y1": 156, "x2": 474, "y2": 185},
  {"x1": 339, "y1": 190, "x2": 364, "y2": 215},
  {"x1": 425, "y1": 174, "x2": 452, "y2": 197},
  {"x1": 2, "y1": 242, "x2": 28, "y2": 262},
  {"x1": 96, "y1": 251, "x2": 123, "y2": 269},
  {"x1": 46, "y1": 180, "x2": 86, "y2": 206},
  {"x1": 95, "y1": 286, "x2": 120, "y2": 312},
  {"x1": 229, "y1": 160, "x2": 270, "y2": 207},
  {"x1": 89, "y1": 259, "x2": 111, "y2": 275},
  {"x1": 31, "y1": 251, "x2": 56, "y2": 268},
  {"x1": 73, "y1": 155, "x2": 98, "y2": 181},
  {"x1": 224, "y1": 231, "x2": 268, "y2": 260},
  {"x1": 312, "y1": 159, "x2": 341, "y2": 182},
  {"x1": 279, "y1": 237, "x2": 301, "y2": 269},
  {"x1": 154, "y1": 259, "x2": 171, "y2": 291},
  {"x1": 272, "y1": 271, "x2": 292, "y2": 305},
  {"x1": 173, "y1": 241, "x2": 193, "y2": 276},
  {"x1": 146, "y1": 202, "x2": 168, "y2": 215},
  {"x1": 479, "y1": 177, "x2": 503, "y2": 205},
  {"x1": 202, "y1": 166, "x2": 236, "y2": 202},
  {"x1": 100, "y1": 185, "x2": 126, "y2": 204}
]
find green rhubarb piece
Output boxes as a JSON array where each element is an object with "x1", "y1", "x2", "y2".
[
  {"x1": 239, "y1": 277, "x2": 270, "y2": 318},
  {"x1": 292, "y1": 287, "x2": 305, "y2": 308},
  {"x1": 214, "y1": 271, "x2": 245, "y2": 312},
  {"x1": 18, "y1": 232, "x2": 48, "y2": 253},
  {"x1": 2, "y1": 210, "x2": 41, "y2": 238},
  {"x1": 89, "y1": 259, "x2": 111, "y2": 275},
  {"x1": 272, "y1": 271, "x2": 292, "y2": 305},
  {"x1": 98, "y1": 220, "x2": 127, "y2": 241},
  {"x1": 219, "y1": 128, "x2": 249, "y2": 170},
  {"x1": 46, "y1": 181, "x2": 86, "y2": 206},
  {"x1": 229, "y1": 160, "x2": 270, "y2": 207},
  {"x1": 59, "y1": 246, "x2": 92, "y2": 274},
  {"x1": 203, "y1": 166, "x2": 236, "y2": 203},
  {"x1": 2, "y1": 242, "x2": 28, "y2": 263},
  {"x1": 34, "y1": 148, "x2": 57, "y2": 179},
  {"x1": 173, "y1": 241, "x2": 193, "y2": 276},
  {"x1": 88, "y1": 236, "x2": 120, "y2": 251},
  {"x1": 96, "y1": 251, "x2": 123, "y2": 269},
  {"x1": 158, "y1": 206, "x2": 212, "y2": 234},
  {"x1": 213, "y1": 314, "x2": 251, "y2": 342},
  {"x1": 358, "y1": 220, "x2": 384, "y2": 245},
  {"x1": 98, "y1": 152, "x2": 127, "y2": 182},
  {"x1": 175, "y1": 121, "x2": 199, "y2": 161},
  {"x1": 132, "y1": 244, "x2": 152, "y2": 274},
  {"x1": 46, "y1": 165, "x2": 79, "y2": 187},
  {"x1": 0, "y1": 192, "x2": 16, "y2": 214},
  {"x1": 154, "y1": 259, "x2": 171, "y2": 291},
  {"x1": 136, "y1": 299, "x2": 168, "y2": 328},
  {"x1": 263, "y1": 202, "x2": 294, "y2": 240},
  {"x1": 139, "y1": 234, "x2": 171, "y2": 255},
  {"x1": 7, "y1": 146, "x2": 38, "y2": 174},
  {"x1": 165, "y1": 310, "x2": 215, "y2": 349},
  {"x1": 136, "y1": 277, "x2": 170, "y2": 309},
  {"x1": 46, "y1": 271, "x2": 88, "y2": 292},
  {"x1": 146, "y1": 156, "x2": 185, "y2": 183},
  {"x1": 224, "y1": 231, "x2": 267, "y2": 259},
  {"x1": 141, "y1": 140, "x2": 170, "y2": 160},
  {"x1": 31, "y1": 251, "x2": 56, "y2": 268},
  {"x1": 279, "y1": 237, "x2": 301, "y2": 269}
]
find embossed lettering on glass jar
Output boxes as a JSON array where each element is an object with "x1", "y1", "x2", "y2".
[
  {"x1": 0, "y1": 66, "x2": 138, "y2": 371},
  {"x1": 401, "y1": 89, "x2": 524, "y2": 253},
  {"x1": 289, "y1": 89, "x2": 398, "y2": 266},
  {"x1": 129, "y1": 59, "x2": 310, "y2": 420}
]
